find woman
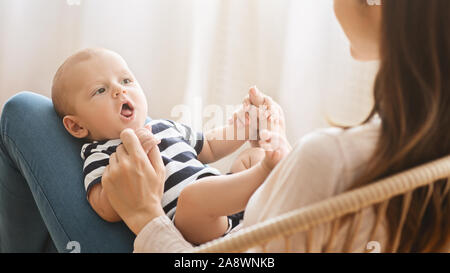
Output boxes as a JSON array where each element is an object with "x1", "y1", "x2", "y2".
[{"x1": 102, "y1": 0, "x2": 450, "y2": 252}]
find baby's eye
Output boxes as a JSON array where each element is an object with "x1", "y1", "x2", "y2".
[
  {"x1": 94, "y1": 88, "x2": 106, "y2": 95},
  {"x1": 122, "y1": 79, "x2": 132, "y2": 85}
]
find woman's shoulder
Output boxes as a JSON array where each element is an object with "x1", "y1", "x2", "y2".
[
  {"x1": 290, "y1": 117, "x2": 381, "y2": 191},
  {"x1": 293, "y1": 116, "x2": 380, "y2": 160}
]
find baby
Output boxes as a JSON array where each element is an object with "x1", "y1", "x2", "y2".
[{"x1": 51, "y1": 48, "x2": 290, "y2": 245}]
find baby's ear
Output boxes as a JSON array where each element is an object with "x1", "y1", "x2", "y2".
[{"x1": 63, "y1": 115, "x2": 89, "y2": 139}]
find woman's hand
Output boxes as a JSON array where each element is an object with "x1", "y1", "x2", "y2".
[{"x1": 102, "y1": 128, "x2": 166, "y2": 235}]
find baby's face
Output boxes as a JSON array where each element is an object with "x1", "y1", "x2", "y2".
[{"x1": 65, "y1": 51, "x2": 148, "y2": 140}]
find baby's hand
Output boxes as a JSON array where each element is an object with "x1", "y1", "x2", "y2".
[
  {"x1": 135, "y1": 124, "x2": 161, "y2": 155},
  {"x1": 228, "y1": 86, "x2": 287, "y2": 145},
  {"x1": 259, "y1": 129, "x2": 291, "y2": 171}
]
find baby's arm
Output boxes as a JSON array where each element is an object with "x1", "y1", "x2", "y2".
[
  {"x1": 88, "y1": 183, "x2": 121, "y2": 222},
  {"x1": 197, "y1": 125, "x2": 247, "y2": 164}
]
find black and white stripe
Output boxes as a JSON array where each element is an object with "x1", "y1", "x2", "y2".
[{"x1": 81, "y1": 119, "x2": 221, "y2": 219}]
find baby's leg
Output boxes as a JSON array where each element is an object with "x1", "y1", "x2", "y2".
[
  {"x1": 174, "y1": 197, "x2": 229, "y2": 245},
  {"x1": 229, "y1": 147, "x2": 265, "y2": 173},
  {"x1": 175, "y1": 160, "x2": 270, "y2": 245},
  {"x1": 175, "y1": 181, "x2": 230, "y2": 245}
]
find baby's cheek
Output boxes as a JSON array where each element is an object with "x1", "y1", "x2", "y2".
[
  {"x1": 99, "y1": 115, "x2": 123, "y2": 138},
  {"x1": 138, "y1": 101, "x2": 148, "y2": 120}
]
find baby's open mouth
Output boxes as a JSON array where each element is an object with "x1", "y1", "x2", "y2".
[{"x1": 120, "y1": 102, "x2": 135, "y2": 118}]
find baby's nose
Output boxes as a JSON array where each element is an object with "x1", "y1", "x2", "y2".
[{"x1": 113, "y1": 89, "x2": 127, "y2": 98}]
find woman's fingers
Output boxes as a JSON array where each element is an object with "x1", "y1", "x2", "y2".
[
  {"x1": 109, "y1": 151, "x2": 118, "y2": 165},
  {"x1": 146, "y1": 143, "x2": 165, "y2": 183},
  {"x1": 115, "y1": 144, "x2": 127, "y2": 163},
  {"x1": 259, "y1": 130, "x2": 284, "y2": 151},
  {"x1": 259, "y1": 129, "x2": 291, "y2": 170},
  {"x1": 102, "y1": 164, "x2": 112, "y2": 185},
  {"x1": 116, "y1": 143, "x2": 128, "y2": 155},
  {"x1": 271, "y1": 149, "x2": 282, "y2": 164}
]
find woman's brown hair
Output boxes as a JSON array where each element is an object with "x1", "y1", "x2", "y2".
[{"x1": 352, "y1": 0, "x2": 450, "y2": 252}]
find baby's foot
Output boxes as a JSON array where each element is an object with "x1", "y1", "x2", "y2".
[
  {"x1": 249, "y1": 87, "x2": 287, "y2": 137},
  {"x1": 228, "y1": 86, "x2": 267, "y2": 129},
  {"x1": 259, "y1": 130, "x2": 291, "y2": 171}
]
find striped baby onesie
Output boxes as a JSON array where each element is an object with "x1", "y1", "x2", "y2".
[{"x1": 81, "y1": 119, "x2": 221, "y2": 220}]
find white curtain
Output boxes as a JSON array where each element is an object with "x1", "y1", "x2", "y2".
[{"x1": 0, "y1": 0, "x2": 378, "y2": 172}]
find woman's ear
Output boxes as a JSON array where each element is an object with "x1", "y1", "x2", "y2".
[{"x1": 63, "y1": 115, "x2": 89, "y2": 139}]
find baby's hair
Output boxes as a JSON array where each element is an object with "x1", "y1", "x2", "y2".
[
  {"x1": 51, "y1": 47, "x2": 113, "y2": 118},
  {"x1": 52, "y1": 59, "x2": 73, "y2": 118}
]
